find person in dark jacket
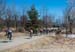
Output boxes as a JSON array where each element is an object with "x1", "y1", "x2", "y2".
[{"x1": 7, "y1": 29, "x2": 12, "y2": 40}]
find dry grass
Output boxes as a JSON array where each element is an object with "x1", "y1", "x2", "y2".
[{"x1": 1, "y1": 34, "x2": 75, "y2": 52}]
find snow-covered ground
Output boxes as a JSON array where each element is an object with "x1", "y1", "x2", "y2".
[{"x1": 67, "y1": 34, "x2": 75, "y2": 38}]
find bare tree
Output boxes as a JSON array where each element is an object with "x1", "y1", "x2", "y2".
[
  {"x1": 12, "y1": 1, "x2": 18, "y2": 31},
  {"x1": 20, "y1": 14, "x2": 28, "y2": 28},
  {"x1": 0, "y1": 0, "x2": 6, "y2": 30},
  {"x1": 64, "y1": 0, "x2": 75, "y2": 36},
  {"x1": 0, "y1": 0, "x2": 6, "y2": 17},
  {"x1": 6, "y1": 8, "x2": 12, "y2": 29}
]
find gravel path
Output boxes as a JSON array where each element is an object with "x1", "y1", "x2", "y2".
[{"x1": 0, "y1": 34, "x2": 47, "y2": 51}]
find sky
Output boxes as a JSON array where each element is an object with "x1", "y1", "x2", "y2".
[{"x1": 6, "y1": 0, "x2": 68, "y2": 23}]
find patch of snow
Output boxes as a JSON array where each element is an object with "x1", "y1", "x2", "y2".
[
  {"x1": 62, "y1": 34, "x2": 75, "y2": 38},
  {"x1": 67, "y1": 34, "x2": 75, "y2": 38}
]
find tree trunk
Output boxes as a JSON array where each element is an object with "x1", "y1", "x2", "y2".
[{"x1": 69, "y1": 20, "x2": 72, "y2": 34}]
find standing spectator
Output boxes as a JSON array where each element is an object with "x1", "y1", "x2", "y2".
[
  {"x1": 40, "y1": 29, "x2": 43, "y2": 35},
  {"x1": 30, "y1": 29, "x2": 33, "y2": 38},
  {"x1": 46, "y1": 28, "x2": 49, "y2": 34}
]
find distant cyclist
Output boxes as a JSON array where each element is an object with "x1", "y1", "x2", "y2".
[{"x1": 7, "y1": 28, "x2": 12, "y2": 40}]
